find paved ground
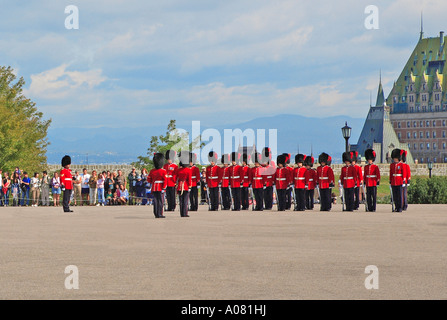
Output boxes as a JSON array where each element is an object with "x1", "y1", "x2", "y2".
[{"x1": 1, "y1": 204, "x2": 446, "y2": 299}]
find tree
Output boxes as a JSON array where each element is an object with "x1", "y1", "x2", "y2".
[
  {"x1": 132, "y1": 119, "x2": 204, "y2": 170},
  {"x1": 0, "y1": 66, "x2": 51, "y2": 173}
]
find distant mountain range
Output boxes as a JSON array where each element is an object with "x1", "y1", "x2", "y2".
[{"x1": 46, "y1": 114, "x2": 364, "y2": 165}]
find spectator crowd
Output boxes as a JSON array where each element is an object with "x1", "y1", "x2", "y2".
[{"x1": 0, "y1": 167, "x2": 161, "y2": 207}]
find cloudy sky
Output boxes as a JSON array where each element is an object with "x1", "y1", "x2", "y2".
[{"x1": 1, "y1": 0, "x2": 446, "y2": 131}]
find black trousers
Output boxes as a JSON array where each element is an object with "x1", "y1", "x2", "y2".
[
  {"x1": 319, "y1": 188, "x2": 332, "y2": 211},
  {"x1": 241, "y1": 187, "x2": 249, "y2": 210},
  {"x1": 179, "y1": 191, "x2": 189, "y2": 217},
  {"x1": 354, "y1": 187, "x2": 360, "y2": 209},
  {"x1": 264, "y1": 186, "x2": 273, "y2": 210},
  {"x1": 63, "y1": 189, "x2": 72, "y2": 212},
  {"x1": 253, "y1": 188, "x2": 264, "y2": 211},
  {"x1": 200, "y1": 182, "x2": 207, "y2": 203},
  {"x1": 221, "y1": 187, "x2": 231, "y2": 210},
  {"x1": 209, "y1": 187, "x2": 219, "y2": 211},
  {"x1": 153, "y1": 191, "x2": 164, "y2": 217},
  {"x1": 366, "y1": 186, "x2": 377, "y2": 211},
  {"x1": 392, "y1": 185, "x2": 402, "y2": 212},
  {"x1": 305, "y1": 189, "x2": 314, "y2": 210},
  {"x1": 344, "y1": 187, "x2": 355, "y2": 211},
  {"x1": 231, "y1": 187, "x2": 241, "y2": 210},
  {"x1": 166, "y1": 186, "x2": 176, "y2": 211},
  {"x1": 295, "y1": 188, "x2": 306, "y2": 210},
  {"x1": 277, "y1": 188, "x2": 287, "y2": 211},
  {"x1": 402, "y1": 185, "x2": 408, "y2": 211},
  {"x1": 189, "y1": 186, "x2": 198, "y2": 211},
  {"x1": 286, "y1": 188, "x2": 293, "y2": 210}
]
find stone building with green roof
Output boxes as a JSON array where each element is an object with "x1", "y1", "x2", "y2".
[{"x1": 389, "y1": 29, "x2": 447, "y2": 164}]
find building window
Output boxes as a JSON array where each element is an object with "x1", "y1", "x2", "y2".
[
  {"x1": 420, "y1": 121, "x2": 424, "y2": 127},
  {"x1": 414, "y1": 143, "x2": 417, "y2": 150},
  {"x1": 433, "y1": 131, "x2": 436, "y2": 138},
  {"x1": 408, "y1": 143, "x2": 411, "y2": 149},
  {"x1": 407, "y1": 121, "x2": 411, "y2": 128},
  {"x1": 398, "y1": 132, "x2": 401, "y2": 139},
  {"x1": 435, "y1": 105, "x2": 440, "y2": 112},
  {"x1": 423, "y1": 106, "x2": 427, "y2": 112},
  {"x1": 443, "y1": 142, "x2": 446, "y2": 149},
  {"x1": 433, "y1": 143, "x2": 437, "y2": 150},
  {"x1": 420, "y1": 131, "x2": 423, "y2": 138},
  {"x1": 434, "y1": 157, "x2": 437, "y2": 163},
  {"x1": 427, "y1": 143, "x2": 430, "y2": 150},
  {"x1": 433, "y1": 120, "x2": 436, "y2": 127},
  {"x1": 435, "y1": 93, "x2": 440, "y2": 100},
  {"x1": 445, "y1": 157, "x2": 447, "y2": 163},
  {"x1": 410, "y1": 107, "x2": 414, "y2": 113},
  {"x1": 407, "y1": 132, "x2": 411, "y2": 139},
  {"x1": 426, "y1": 131, "x2": 430, "y2": 138},
  {"x1": 429, "y1": 105, "x2": 433, "y2": 112},
  {"x1": 443, "y1": 131, "x2": 446, "y2": 138},
  {"x1": 420, "y1": 143, "x2": 424, "y2": 150},
  {"x1": 420, "y1": 157, "x2": 424, "y2": 163},
  {"x1": 409, "y1": 95, "x2": 414, "y2": 102},
  {"x1": 398, "y1": 122, "x2": 401, "y2": 128},
  {"x1": 426, "y1": 120, "x2": 430, "y2": 127},
  {"x1": 443, "y1": 120, "x2": 446, "y2": 126},
  {"x1": 413, "y1": 121, "x2": 417, "y2": 127},
  {"x1": 422, "y1": 94, "x2": 427, "y2": 101}
]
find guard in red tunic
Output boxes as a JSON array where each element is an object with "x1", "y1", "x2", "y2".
[
  {"x1": 220, "y1": 154, "x2": 231, "y2": 210},
  {"x1": 188, "y1": 153, "x2": 201, "y2": 211},
  {"x1": 148, "y1": 153, "x2": 168, "y2": 218},
  {"x1": 229, "y1": 152, "x2": 243, "y2": 211},
  {"x1": 282, "y1": 153, "x2": 293, "y2": 210},
  {"x1": 251, "y1": 153, "x2": 265, "y2": 211},
  {"x1": 206, "y1": 151, "x2": 221, "y2": 211},
  {"x1": 163, "y1": 150, "x2": 178, "y2": 211},
  {"x1": 304, "y1": 156, "x2": 316, "y2": 210},
  {"x1": 177, "y1": 151, "x2": 192, "y2": 217},
  {"x1": 60, "y1": 155, "x2": 73, "y2": 213},
  {"x1": 352, "y1": 151, "x2": 363, "y2": 210},
  {"x1": 262, "y1": 147, "x2": 275, "y2": 210},
  {"x1": 339, "y1": 152, "x2": 357, "y2": 212},
  {"x1": 402, "y1": 150, "x2": 411, "y2": 211},
  {"x1": 390, "y1": 149, "x2": 407, "y2": 213},
  {"x1": 293, "y1": 154, "x2": 307, "y2": 211},
  {"x1": 316, "y1": 153, "x2": 335, "y2": 211},
  {"x1": 274, "y1": 154, "x2": 291, "y2": 211},
  {"x1": 240, "y1": 154, "x2": 251, "y2": 210},
  {"x1": 364, "y1": 149, "x2": 380, "y2": 212}
]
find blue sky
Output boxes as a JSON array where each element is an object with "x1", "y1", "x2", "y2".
[{"x1": 1, "y1": 0, "x2": 446, "y2": 131}]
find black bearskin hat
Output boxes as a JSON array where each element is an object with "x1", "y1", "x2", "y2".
[
  {"x1": 262, "y1": 147, "x2": 272, "y2": 159},
  {"x1": 282, "y1": 153, "x2": 291, "y2": 165},
  {"x1": 295, "y1": 154, "x2": 306, "y2": 164},
  {"x1": 318, "y1": 152, "x2": 329, "y2": 164},
  {"x1": 221, "y1": 154, "x2": 231, "y2": 165},
  {"x1": 231, "y1": 152, "x2": 241, "y2": 164},
  {"x1": 242, "y1": 153, "x2": 249, "y2": 164},
  {"x1": 61, "y1": 155, "x2": 71, "y2": 167},
  {"x1": 401, "y1": 150, "x2": 407, "y2": 163},
  {"x1": 304, "y1": 156, "x2": 314, "y2": 167},
  {"x1": 178, "y1": 151, "x2": 190, "y2": 168},
  {"x1": 189, "y1": 153, "x2": 198, "y2": 164},
  {"x1": 165, "y1": 149, "x2": 177, "y2": 161},
  {"x1": 391, "y1": 148, "x2": 401, "y2": 161},
  {"x1": 277, "y1": 154, "x2": 286, "y2": 166},
  {"x1": 208, "y1": 151, "x2": 218, "y2": 163},
  {"x1": 153, "y1": 153, "x2": 165, "y2": 169},
  {"x1": 342, "y1": 152, "x2": 352, "y2": 163},
  {"x1": 365, "y1": 149, "x2": 376, "y2": 161},
  {"x1": 254, "y1": 153, "x2": 262, "y2": 164}
]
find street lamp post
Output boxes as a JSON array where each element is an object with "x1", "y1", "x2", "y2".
[
  {"x1": 428, "y1": 161, "x2": 433, "y2": 178},
  {"x1": 341, "y1": 121, "x2": 352, "y2": 153}
]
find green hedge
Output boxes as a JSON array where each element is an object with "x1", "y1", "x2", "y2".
[{"x1": 408, "y1": 176, "x2": 447, "y2": 204}]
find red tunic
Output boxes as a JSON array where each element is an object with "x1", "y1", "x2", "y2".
[
  {"x1": 251, "y1": 166, "x2": 265, "y2": 189},
  {"x1": 316, "y1": 165, "x2": 334, "y2": 189},
  {"x1": 189, "y1": 165, "x2": 201, "y2": 187},
  {"x1": 176, "y1": 167, "x2": 192, "y2": 192},
  {"x1": 293, "y1": 166, "x2": 307, "y2": 189},
  {"x1": 163, "y1": 163, "x2": 178, "y2": 187},
  {"x1": 340, "y1": 165, "x2": 357, "y2": 189},
  {"x1": 241, "y1": 165, "x2": 251, "y2": 187},
  {"x1": 364, "y1": 164, "x2": 380, "y2": 187},
  {"x1": 305, "y1": 168, "x2": 317, "y2": 190},
  {"x1": 274, "y1": 167, "x2": 291, "y2": 189},
  {"x1": 390, "y1": 162, "x2": 406, "y2": 186},
  {"x1": 221, "y1": 166, "x2": 231, "y2": 188},
  {"x1": 355, "y1": 164, "x2": 363, "y2": 187},
  {"x1": 147, "y1": 168, "x2": 167, "y2": 191},
  {"x1": 206, "y1": 165, "x2": 221, "y2": 188},
  {"x1": 229, "y1": 165, "x2": 242, "y2": 188},
  {"x1": 263, "y1": 164, "x2": 275, "y2": 187},
  {"x1": 60, "y1": 168, "x2": 73, "y2": 190},
  {"x1": 404, "y1": 163, "x2": 411, "y2": 183}
]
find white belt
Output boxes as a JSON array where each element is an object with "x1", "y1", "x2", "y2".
[
  {"x1": 276, "y1": 178, "x2": 286, "y2": 181},
  {"x1": 295, "y1": 177, "x2": 305, "y2": 180},
  {"x1": 166, "y1": 175, "x2": 173, "y2": 178},
  {"x1": 223, "y1": 177, "x2": 229, "y2": 179},
  {"x1": 320, "y1": 177, "x2": 328, "y2": 179},
  {"x1": 244, "y1": 176, "x2": 249, "y2": 179},
  {"x1": 366, "y1": 175, "x2": 376, "y2": 178},
  {"x1": 253, "y1": 177, "x2": 263, "y2": 180},
  {"x1": 192, "y1": 176, "x2": 196, "y2": 178},
  {"x1": 231, "y1": 176, "x2": 240, "y2": 179},
  {"x1": 267, "y1": 176, "x2": 272, "y2": 179},
  {"x1": 344, "y1": 177, "x2": 354, "y2": 179},
  {"x1": 209, "y1": 177, "x2": 219, "y2": 179},
  {"x1": 64, "y1": 178, "x2": 72, "y2": 181},
  {"x1": 393, "y1": 174, "x2": 402, "y2": 177},
  {"x1": 154, "y1": 181, "x2": 164, "y2": 184},
  {"x1": 308, "y1": 179, "x2": 314, "y2": 181}
]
